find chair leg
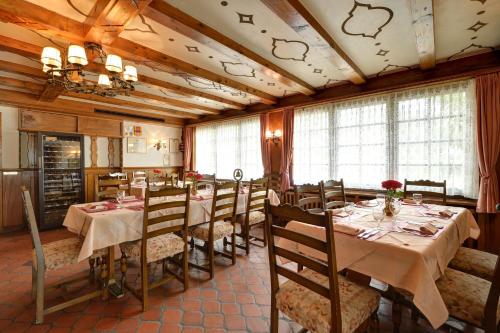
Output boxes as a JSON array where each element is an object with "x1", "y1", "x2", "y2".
[
  {"x1": 88, "y1": 257, "x2": 96, "y2": 282},
  {"x1": 189, "y1": 237, "x2": 195, "y2": 249},
  {"x1": 100, "y1": 258, "x2": 108, "y2": 300},
  {"x1": 31, "y1": 266, "x2": 37, "y2": 302},
  {"x1": 231, "y1": 230, "x2": 236, "y2": 265},
  {"x1": 245, "y1": 222, "x2": 250, "y2": 255},
  {"x1": 270, "y1": 299, "x2": 279, "y2": 333},
  {"x1": 120, "y1": 252, "x2": 127, "y2": 293},
  {"x1": 34, "y1": 269, "x2": 44, "y2": 324},
  {"x1": 183, "y1": 247, "x2": 189, "y2": 291},
  {"x1": 262, "y1": 223, "x2": 267, "y2": 247},
  {"x1": 141, "y1": 260, "x2": 149, "y2": 312},
  {"x1": 208, "y1": 241, "x2": 215, "y2": 280}
]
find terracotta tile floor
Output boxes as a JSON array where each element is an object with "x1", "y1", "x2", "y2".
[{"x1": 0, "y1": 228, "x2": 478, "y2": 333}]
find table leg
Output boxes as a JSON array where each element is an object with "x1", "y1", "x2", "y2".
[{"x1": 106, "y1": 246, "x2": 125, "y2": 298}]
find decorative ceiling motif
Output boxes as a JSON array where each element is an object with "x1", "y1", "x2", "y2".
[
  {"x1": 237, "y1": 12, "x2": 254, "y2": 25},
  {"x1": 341, "y1": 1, "x2": 394, "y2": 39},
  {"x1": 376, "y1": 49, "x2": 389, "y2": 56},
  {"x1": 376, "y1": 64, "x2": 411, "y2": 77},
  {"x1": 313, "y1": 68, "x2": 322, "y2": 74},
  {"x1": 176, "y1": 74, "x2": 248, "y2": 98},
  {"x1": 185, "y1": 46, "x2": 200, "y2": 53},
  {"x1": 67, "y1": 0, "x2": 90, "y2": 17},
  {"x1": 447, "y1": 43, "x2": 495, "y2": 61},
  {"x1": 221, "y1": 62, "x2": 255, "y2": 78},
  {"x1": 470, "y1": 0, "x2": 487, "y2": 4},
  {"x1": 467, "y1": 21, "x2": 487, "y2": 32},
  {"x1": 271, "y1": 38, "x2": 309, "y2": 61},
  {"x1": 124, "y1": 15, "x2": 157, "y2": 34}
]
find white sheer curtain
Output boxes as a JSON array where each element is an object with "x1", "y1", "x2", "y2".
[
  {"x1": 394, "y1": 80, "x2": 478, "y2": 197},
  {"x1": 293, "y1": 79, "x2": 479, "y2": 198},
  {"x1": 195, "y1": 116, "x2": 263, "y2": 180}
]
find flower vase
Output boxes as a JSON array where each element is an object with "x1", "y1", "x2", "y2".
[
  {"x1": 384, "y1": 197, "x2": 393, "y2": 216},
  {"x1": 191, "y1": 180, "x2": 197, "y2": 195}
]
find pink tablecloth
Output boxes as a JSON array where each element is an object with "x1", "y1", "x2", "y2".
[
  {"x1": 63, "y1": 189, "x2": 280, "y2": 261},
  {"x1": 277, "y1": 204, "x2": 479, "y2": 329}
]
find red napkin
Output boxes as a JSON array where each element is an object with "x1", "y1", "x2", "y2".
[
  {"x1": 126, "y1": 205, "x2": 144, "y2": 211},
  {"x1": 191, "y1": 195, "x2": 206, "y2": 201}
]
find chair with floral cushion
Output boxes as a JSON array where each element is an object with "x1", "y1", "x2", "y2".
[
  {"x1": 264, "y1": 201, "x2": 381, "y2": 333},
  {"x1": 448, "y1": 247, "x2": 497, "y2": 281},
  {"x1": 294, "y1": 183, "x2": 324, "y2": 214},
  {"x1": 436, "y1": 256, "x2": 500, "y2": 333},
  {"x1": 403, "y1": 179, "x2": 447, "y2": 205},
  {"x1": 21, "y1": 186, "x2": 106, "y2": 324},
  {"x1": 321, "y1": 179, "x2": 346, "y2": 209},
  {"x1": 189, "y1": 180, "x2": 239, "y2": 279},
  {"x1": 120, "y1": 185, "x2": 191, "y2": 311},
  {"x1": 234, "y1": 177, "x2": 269, "y2": 255}
]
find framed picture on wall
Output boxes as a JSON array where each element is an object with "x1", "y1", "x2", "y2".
[
  {"x1": 127, "y1": 137, "x2": 147, "y2": 154},
  {"x1": 169, "y1": 138, "x2": 180, "y2": 153},
  {"x1": 133, "y1": 126, "x2": 143, "y2": 137}
]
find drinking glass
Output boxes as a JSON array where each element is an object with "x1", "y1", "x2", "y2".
[
  {"x1": 344, "y1": 202, "x2": 354, "y2": 222},
  {"x1": 376, "y1": 193, "x2": 385, "y2": 206},
  {"x1": 389, "y1": 199, "x2": 401, "y2": 223},
  {"x1": 117, "y1": 190, "x2": 125, "y2": 208},
  {"x1": 413, "y1": 193, "x2": 423, "y2": 205},
  {"x1": 372, "y1": 206, "x2": 385, "y2": 228},
  {"x1": 206, "y1": 183, "x2": 213, "y2": 195}
]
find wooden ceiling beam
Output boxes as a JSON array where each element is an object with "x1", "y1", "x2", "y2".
[
  {"x1": 261, "y1": 0, "x2": 366, "y2": 85},
  {"x1": 130, "y1": 90, "x2": 219, "y2": 114},
  {"x1": 145, "y1": 0, "x2": 315, "y2": 95},
  {"x1": 408, "y1": 0, "x2": 436, "y2": 70},
  {"x1": 0, "y1": 88, "x2": 185, "y2": 126},
  {"x1": 0, "y1": 34, "x2": 243, "y2": 111},
  {"x1": 0, "y1": 0, "x2": 276, "y2": 105},
  {"x1": 0, "y1": 75, "x2": 44, "y2": 92},
  {"x1": 39, "y1": 84, "x2": 64, "y2": 102},
  {"x1": 188, "y1": 50, "x2": 500, "y2": 125}
]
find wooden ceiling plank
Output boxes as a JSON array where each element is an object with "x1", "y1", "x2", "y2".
[
  {"x1": 408, "y1": 0, "x2": 436, "y2": 70},
  {"x1": 0, "y1": 75, "x2": 44, "y2": 92},
  {"x1": 130, "y1": 90, "x2": 219, "y2": 114},
  {"x1": 0, "y1": 0, "x2": 276, "y2": 105},
  {"x1": 261, "y1": 0, "x2": 366, "y2": 84},
  {"x1": 145, "y1": 0, "x2": 315, "y2": 95}
]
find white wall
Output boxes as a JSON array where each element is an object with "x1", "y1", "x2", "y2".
[
  {"x1": 0, "y1": 105, "x2": 19, "y2": 168},
  {"x1": 122, "y1": 121, "x2": 182, "y2": 168}
]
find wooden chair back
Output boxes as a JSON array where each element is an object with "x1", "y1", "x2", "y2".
[
  {"x1": 266, "y1": 173, "x2": 282, "y2": 197},
  {"x1": 208, "y1": 180, "x2": 239, "y2": 240},
  {"x1": 294, "y1": 183, "x2": 323, "y2": 212},
  {"x1": 321, "y1": 179, "x2": 346, "y2": 209},
  {"x1": 245, "y1": 177, "x2": 269, "y2": 215},
  {"x1": 132, "y1": 171, "x2": 147, "y2": 184},
  {"x1": 95, "y1": 176, "x2": 130, "y2": 201},
  {"x1": 264, "y1": 201, "x2": 341, "y2": 332},
  {"x1": 198, "y1": 174, "x2": 216, "y2": 189},
  {"x1": 169, "y1": 173, "x2": 179, "y2": 187},
  {"x1": 21, "y1": 186, "x2": 45, "y2": 272},
  {"x1": 484, "y1": 256, "x2": 500, "y2": 333},
  {"x1": 403, "y1": 179, "x2": 447, "y2": 205},
  {"x1": 141, "y1": 184, "x2": 191, "y2": 262}
]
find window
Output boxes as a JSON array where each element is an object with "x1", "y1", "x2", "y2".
[
  {"x1": 195, "y1": 116, "x2": 262, "y2": 180},
  {"x1": 293, "y1": 79, "x2": 479, "y2": 198}
]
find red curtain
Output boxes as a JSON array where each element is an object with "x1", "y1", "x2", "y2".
[
  {"x1": 260, "y1": 113, "x2": 271, "y2": 175},
  {"x1": 280, "y1": 108, "x2": 294, "y2": 191},
  {"x1": 476, "y1": 72, "x2": 500, "y2": 213},
  {"x1": 183, "y1": 127, "x2": 194, "y2": 170}
]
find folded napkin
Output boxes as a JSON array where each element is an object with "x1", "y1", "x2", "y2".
[
  {"x1": 328, "y1": 208, "x2": 350, "y2": 218},
  {"x1": 80, "y1": 202, "x2": 116, "y2": 213},
  {"x1": 333, "y1": 223, "x2": 364, "y2": 236},
  {"x1": 191, "y1": 195, "x2": 206, "y2": 201},
  {"x1": 424, "y1": 209, "x2": 455, "y2": 218},
  {"x1": 356, "y1": 200, "x2": 378, "y2": 207},
  {"x1": 402, "y1": 222, "x2": 439, "y2": 236},
  {"x1": 122, "y1": 195, "x2": 139, "y2": 202},
  {"x1": 402, "y1": 198, "x2": 418, "y2": 205}
]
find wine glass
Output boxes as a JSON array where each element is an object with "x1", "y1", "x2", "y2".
[
  {"x1": 376, "y1": 193, "x2": 385, "y2": 206},
  {"x1": 206, "y1": 183, "x2": 213, "y2": 195},
  {"x1": 372, "y1": 206, "x2": 385, "y2": 228},
  {"x1": 389, "y1": 199, "x2": 401, "y2": 223},
  {"x1": 344, "y1": 202, "x2": 354, "y2": 222},
  {"x1": 413, "y1": 193, "x2": 423, "y2": 205},
  {"x1": 116, "y1": 190, "x2": 125, "y2": 208}
]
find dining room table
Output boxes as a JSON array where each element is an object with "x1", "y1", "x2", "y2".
[
  {"x1": 62, "y1": 187, "x2": 280, "y2": 296},
  {"x1": 277, "y1": 201, "x2": 480, "y2": 330}
]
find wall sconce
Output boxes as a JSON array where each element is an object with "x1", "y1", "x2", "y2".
[
  {"x1": 153, "y1": 139, "x2": 168, "y2": 151},
  {"x1": 265, "y1": 129, "x2": 282, "y2": 144}
]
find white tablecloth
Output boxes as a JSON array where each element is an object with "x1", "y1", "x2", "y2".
[
  {"x1": 63, "y1": 189, "x2": 280, "y2": 261},
  {"x1": 277, "y1": 204, "x2": 479, "y2": 329}
]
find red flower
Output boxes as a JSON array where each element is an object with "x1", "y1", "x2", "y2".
[
  {"x1": 381, "y1": 180, "x2": 402, "y2": 190},
  {"x1": 186, "y1": 172, "x2": 194, "y2": 178},
  {"x1": 153, "y1": 169, "x2": 161, "y2": 174},
  {"x1": 195, "y1": 174, "x2": 203, "y2": 181}
]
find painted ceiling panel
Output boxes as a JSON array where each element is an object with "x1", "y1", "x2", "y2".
[
  {"x1": 25, "y1": 0, "x2": 97, "y2": 23},
  {"x1": 120, "y1": 14, "x2": 300, "y2": 98},
  {"x1": 434, "y1": 0, "x2": 500, "y2": 61},
  {"x1": 164, "y1": 0, "x2": 346, "y2": 88},
  {"x1": 300, "y1": 0, "x2": 419, "y2": 77}
]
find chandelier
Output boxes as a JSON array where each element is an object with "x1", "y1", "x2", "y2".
[{"x1": 40, "y1": 42, "x2": 138, "y2": 97}]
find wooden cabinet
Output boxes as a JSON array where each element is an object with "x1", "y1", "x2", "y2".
[{"x1": 20, "y1": 109, "x2": 78, "y2": 133}]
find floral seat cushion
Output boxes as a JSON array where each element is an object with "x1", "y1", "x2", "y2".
[
  {"x1": 449, "y1": 247, "x2": 497, "y2": 281},
  {"x1": 436, "y1": 268, "x2": 500, "y2": 327},
  {"x1": 276, "y1": 269, "x2": 380, "y2": 333},
  {"x1": 189, "y1": 221, "x2": 234, "y2": 241},
  {"x1": 120, "y1": 233, "x2": 185, "y2": 264},
  {"x1": 238, "y1": 211, "x2": 265, "y2": 226}
]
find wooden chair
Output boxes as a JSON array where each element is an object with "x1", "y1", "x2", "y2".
[
  {"x1": 321, "y1": 179, "x2": 346, "y2": 209},
  {"x1": 94, "y1": 177, "x2": 130, "y2": 201},
  {"x1": 21, "y1": 186, "x2": 106, "y2": 324},
  {"x1": 449, "y1": 247, "x2": 497, "y2": 282},
  {"x1": 403, "y1": 179, "x2": 447, "y2": 205},
  {"x1": 436, "y1": 257, "x2": 500, "y2": 333},
  {"x1": 168, "y1": 173, "x2": 179, "y2": 187},
  {"x1": 189, "y1": 180, "x2": 239, "y2": 279},
  {"x1": 119, "y1": 185, "x2": 191, "y2": 311},
  {"x1": 235, "y1": 177, "x2": 269, "y2": 255},
  {"x1": 266, "y1": 172, "x2": 282, "y2": 199},
  {"x1": 198, "y1": 173, "x2": 216, "y2": 189},
  {"x1": 263, "y1": 201, "x2": 381, "y2": 332},
  {"x1": 294, "y1": 183, "x2": 324, "y2": 214},
  {"x1": 132, "y1": 171, "x2": 147, "y2": 185}
]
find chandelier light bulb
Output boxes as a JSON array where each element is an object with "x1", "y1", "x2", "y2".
[
  {"x1": 98, "y1": 74, "x2": 111, "y2": 86},
  {"x1": 41, "y1": 47, "x2": 62, "y2": 68},
  {"x1": 67, "y1": 45, "x2": 88, "y2": 66},
  {"x1": 123, "y1": 65, "x2": 138, "y2": 82},
  {"x1": 105, "y1": 54, "x2": 123, "y2": 73}
]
